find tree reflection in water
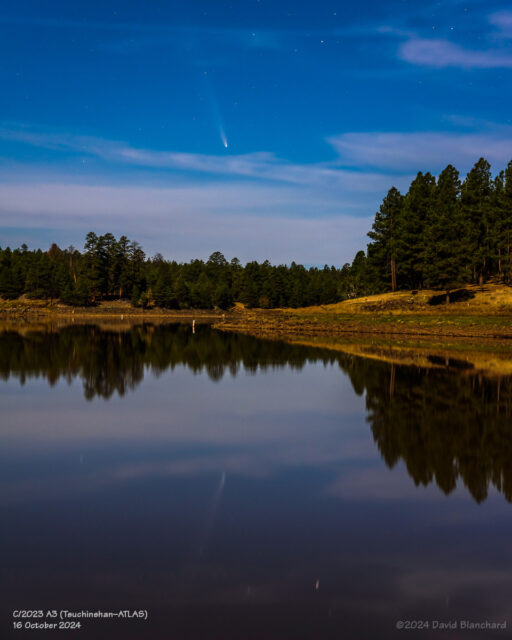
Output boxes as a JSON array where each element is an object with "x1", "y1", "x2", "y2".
[{"x1": 1, "y1": 322, "x2": 511, "y2": 503}]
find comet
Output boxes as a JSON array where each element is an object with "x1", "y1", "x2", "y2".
[
  {"x1": 202, "y1": 70, "x2": 229, "y2": 150},
  {"x1": 220, "y1": 127, "x2": 228, "y2": 149}
]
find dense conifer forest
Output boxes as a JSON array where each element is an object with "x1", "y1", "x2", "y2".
[{"x1": 1, "y1": 157, "x2": 511, "y2": 308}]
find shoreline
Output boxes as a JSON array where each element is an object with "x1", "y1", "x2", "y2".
[
  {"x1": 2, "y1": 296, "x2": 512, "y2": 339},
  {"x1": 3, "y1": 300, "x2": 512, "y2": 376},
  {"x1": 213, "y1": 310, "x2": 512, "y2": 340}
]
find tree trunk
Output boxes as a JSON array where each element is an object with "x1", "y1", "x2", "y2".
[
  {"x1": 508, "y1": 240, "x2": 511, "y2": 283},
  {"x1": 69, "y1": 256, "x2": 77, "y2": 283},
  {"x1": 445, "y1": 291, "x2": 450, "y2": 305},
  {"x1": 390, "y1": 257, "x2": 397, "y2": 292}
]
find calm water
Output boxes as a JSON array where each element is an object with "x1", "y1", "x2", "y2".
[{"x1": 1, "y1": 323, "x2": 511, "y2": 639}]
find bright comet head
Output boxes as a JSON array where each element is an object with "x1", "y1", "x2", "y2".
[{"x1": 219, "y1": 126, "x2": 228, "y2": 149}]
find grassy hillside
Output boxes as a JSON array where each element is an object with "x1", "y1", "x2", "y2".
[
  {"x1": 295, "y1": 283, "x2": 512, "y2": 316},
  {"x1": 216, "y1": 284, "x2": 512, "y2": 340}
]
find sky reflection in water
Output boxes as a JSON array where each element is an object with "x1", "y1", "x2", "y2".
[{"x1": 1, "y1": 323, "x2": 511, "y2": 639}]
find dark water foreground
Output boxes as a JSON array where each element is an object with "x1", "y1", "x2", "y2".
[{"x1": 1, "y1": 323, "x2": 511, "y2": 639}]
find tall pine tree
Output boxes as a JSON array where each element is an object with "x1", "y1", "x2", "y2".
[
  {"x1": 424, "y1": 165, "x2": 466, "y2": 297},
  {"x1": 367, "y1": 187, "x2": 403, "y2": 292},
  {"x1": 397, "y1": 172, "x2": 435, "y2": 289},
  {"x1": 501, "y1": 161, "x2": 512, "y2": 283},
  {"x1": 461, "y1": 158, "x2": 492, "y2": 284}
]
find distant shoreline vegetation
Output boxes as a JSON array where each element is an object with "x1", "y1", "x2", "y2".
[{"x1": 1, "y1": 157, "x2": 511, "y2": 309}]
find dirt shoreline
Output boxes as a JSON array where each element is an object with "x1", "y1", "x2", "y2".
[{"x1": 2, "y1": 296, "x2": 512, "y2": 338}]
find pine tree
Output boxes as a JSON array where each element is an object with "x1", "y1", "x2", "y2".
[
  {"x1": 54, "y1": 262, "x2": 73, "y2": 299},
  {"x1": 116, "y1": 235, "x2": 132, "y2": 298},
  {"x1": 190, "y1": 272, "x2": 213, "y2": 308},
  {"x1": 101, "y1": 232, "x2": 119, "y2": 297},
  {"x1": 397, "y1": 172, "x2": 435, "y2": 289},
  {"x1": 490, "y1": 171, "x2": 505, "y2": 278},
  {"x1": 240, "y1": 262, "x2": 261, "y2": 307},
  {"x1": 174, "y1": 274, "x2": 189, "y2": 308},
  {"x1": 501, "y1": 161, "x2": 512, "y2": 283},
  {"x1": 367, "y1": 187, "x2": 403, "y2": 291},
  {"x1": 128, "y1": 241, "x2": 146, "y2": 295},
  {"x1": 461, "y1": 158, "x2": 492, "y2": 284},
  {"x1": 0, "y1": 248, "x2": 16, "y2": 298},
  {"x1": 130, "y1": 285, "x2": 141, "y2": 307},
  {"x1": 37, "y1": 253, "x2": 54, "y2": 301},
  {"x1": 424, "y1": 165, "x2": 466, "y2": 297},
  {"x1": 213, "y1": 282, "x2": 233, "y2": 309},
  {"x1": 83, "y1": 232, "x2": 108, "y2": 300}
]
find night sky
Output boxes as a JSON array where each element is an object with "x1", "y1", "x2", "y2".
[{"x1": 1, "y1": 0, "x2": 511, "y2": 264}]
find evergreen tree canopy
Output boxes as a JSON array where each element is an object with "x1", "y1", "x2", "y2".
[{"x1": 367, "y1": 186, "x2": 403, "y2": 292}]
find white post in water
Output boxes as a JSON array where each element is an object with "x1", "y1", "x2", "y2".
[{"x1": 192, "y1": 319, "x2": 195, "y2": 334}]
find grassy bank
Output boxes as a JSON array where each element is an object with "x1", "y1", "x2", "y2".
[
  {"x1": 214, "y1": 309, "x2": 512, "y2": 340},
  {"x1": 212, "y1": 284, "x2": 512, "y2": 340},
  {"x1": 2, "y1": 283, "x2": 512, "y2": 339}
]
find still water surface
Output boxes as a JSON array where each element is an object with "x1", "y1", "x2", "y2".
[{"x1": 1, "y1": 323, "x2": 511, "y2": 638}]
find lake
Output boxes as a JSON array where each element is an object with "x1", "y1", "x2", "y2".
[{"x1": 1, "y1": 322, "x2": 511, "y2": 639}]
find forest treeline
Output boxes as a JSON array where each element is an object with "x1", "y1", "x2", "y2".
[
  {"x1": 365, "y1": 157, "x2": 512, "y2": 293},
  {"x1": 1, "y1": 157, "x2": 511, "y2": 308},
  {"x1": 0, "y1": 234, "x2": 343, "y2": 308}
]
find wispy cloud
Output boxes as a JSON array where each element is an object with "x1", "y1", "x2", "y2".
[
  {"x1": 329, "y1": 129, "x2": 512, "y2": 172},
  {"x1": 399, "y1": 37, "x2": 512, "y2": 69},
  {"x1": 396, "y1": 7, "x2": 512, "y2": 70},
  {"x1": 0, "y1": 124, "x2": 397, "y2": 192},
  {"x1": 5, "y1": 121, "x2": 512, "y2": 184},
  {"x1": 489, "y1": 11, "x2": 512, "y2": 38}
]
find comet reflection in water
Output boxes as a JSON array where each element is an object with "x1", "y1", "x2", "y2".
[{"x1": 199, "y1": 471, "x2": 226, "y2": 559}]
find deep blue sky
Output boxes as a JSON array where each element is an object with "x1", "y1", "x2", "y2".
[{"x1": 1, "y1": 0, "x2": 512, "y2": 264}]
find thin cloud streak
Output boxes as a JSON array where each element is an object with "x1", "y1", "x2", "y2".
[
  {"x1": 400, "y1": 37, "x2": 512, "y2": 69},
  {"x1": 329, "y1": 130, "x2": 512, "y2": 172},
  {"x1": 0, "y1": 125, "x2": 401, "y2": 191},
  {"x1": 489, "y1": 11, "x2": 512, "y2": 38},
  {"x1": 5, "y1": 123, "x2": 512, "y2": 182}
]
